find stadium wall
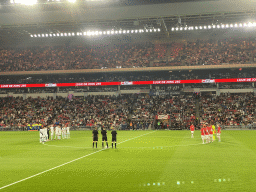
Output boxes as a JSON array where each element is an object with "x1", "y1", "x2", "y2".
[{"x1": 0, "y1": 88, "x2": 255, "y2": 98}]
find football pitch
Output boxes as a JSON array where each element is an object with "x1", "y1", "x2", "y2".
[{"x1": 1, "y1": 130, "x2": 256, "y2": 192}]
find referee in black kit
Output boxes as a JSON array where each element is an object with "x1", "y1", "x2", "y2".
[
  {"x1": 101, "y1": 128, "x2": 108, "y2": 148},
  {"x1": 92, "y1": 127, "x2": 98, "y2": 148},
  {"x1": 111, "y1": 128, "x2": 117, "y2": 148}
]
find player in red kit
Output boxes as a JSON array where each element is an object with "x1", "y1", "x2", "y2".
[
  {"x1": 190, "y1": 123, "x2": 195, "y2": 138},
  {"x1": 205, "y1": 123, "x2": 210, "y2": 143},
  {"x1": 200, "y1": 124, "x2": 205, "y2": 144},
  {"x1": 217, "y1": 124, "x2": 221, "y2": 142},
  {"x1": 208, "y1": 124, "x2": 213, "y2": 142}
]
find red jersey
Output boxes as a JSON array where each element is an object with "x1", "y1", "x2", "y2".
[
  {"x1": 208, "y1": 126, "x2": 213, "y2": 134},
  {"x1": 200, "y1": 128, "x2": 205, "y2": 135},
  {"x1": 190, "y1": 125, "x2": 195, "y2": 131},
  {"x1": 205, "y1": 127, "x2": 209, "y2": 135},
  {"x1": 217, "y1": 126, "x2": 221, "y2": 134}
]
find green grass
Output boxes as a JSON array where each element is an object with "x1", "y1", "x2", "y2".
[{"x1": 1, "y1": 130, "x2": 256, "y2": 192}]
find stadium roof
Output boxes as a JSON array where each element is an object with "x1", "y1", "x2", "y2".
[{"x1": 0, "y1": 0, "x2": 255, "y2": 40}]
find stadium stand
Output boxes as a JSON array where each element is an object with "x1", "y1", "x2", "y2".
[{"x1": 1, "y1": 38, "x2": 256, "y2": 72}]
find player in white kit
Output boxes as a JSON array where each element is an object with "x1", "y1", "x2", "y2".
[
  {"x1": 67, "y1": 124, "x2": 70, "y2": 139},
  {"x1": 40, "y1": 126, "x2": 48, "y2": 143}
]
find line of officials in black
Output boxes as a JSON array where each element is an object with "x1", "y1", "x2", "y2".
[{"x1": 92, "y1": 127, "x2": 117, "y2": 149}]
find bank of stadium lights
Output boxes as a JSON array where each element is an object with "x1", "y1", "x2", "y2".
[
  {"x1": 171, "y1": 22, "x2": 256, "y2": 32},
  {"x1": 30, "y1": 28, "x2": 160, "y2": 38}
]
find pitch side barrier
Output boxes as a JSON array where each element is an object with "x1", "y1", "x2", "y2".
[{"x1": 0, "y1": 78, "x2": 255, "y2": 89}]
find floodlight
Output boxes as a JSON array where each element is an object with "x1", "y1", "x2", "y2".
[
  {"x1": 153, "y1": 29, "x2": 157, "y2": 32},
  {"x1": 115, "y1": 31, "x2": 118, "y2": 34},
  {"x1": 171, "y1": 28, "x2": 174, "y2": 31},
  {"x1": 184, "y1": 27, "x2": 187, "y2": 30},
  {"x1": 127, "y1": 30, "x2": 130, "y2": 33},
  {"x1": 103, "y1": 31, "x2": 106, "y2": 35},
  {"x1": 253, "y1": 22, "x2": 256, "y2": 26},
  {"x1": 243, "y1": 23, "x2": 247, "y2": 27},
  {"x1": 119, "y1": 30, "x2": 122, "y2": 34},
  {"x1": 77, "y1": 32, "x2": 80, "y2": 36},
  {"x1": 107, "y1": 31, "x2": 110, "y2": 34},
  {"x1": 30, "y1": 35, "x2": 33, "y2": 37},
  {"x1": 45, "y1": 34, "x2": 48, "y2": 37},
  {"x1": 217, "y1": 25, "x2": 220, "y2": 28},
  {"x1": 195, "y1": 26, "x2": 198, "y2": 30},
  {"x1": 68, "y1": 0, "x2": 76, "y2": 2},
  {"x1": 149, "y1": 29, "x2": 152, "y2": 32},
  {"x1": 212, "y1": 25, "x2": 216, "y2": 28},
  {"x1": 248, "y1": 22, "x2": 253, "y2": 27},
  {"x1": 131, "y1": 30, "x2": 134, "y2": 33},
  {"x1": 141, "y1": 30, "x2": 144, "y2": 32},
  {"x1": 204, "y1": 26, "x2": 207, "y2": 29},
  {"x1": 64, "y1": 33, "x2": 67, "y2": 36},
  {"x1": 38, "y1": 34, "x2": 41, "y2": 37},
  {"x1": 68, "y1": 33, "x2": 71, "y2": 36},
  {"x1": 199, "y1": 26, "x2": 202, "y2": 29},
  {"x1": 49, "y1": 34, "x2": 52, "y2": 37},
  {"x1": 34, "y1": 34, "x2": 37, "y2": 37},
  {"x1": 135, "y1": 30, "x2": 138, "y2": 33},
  {"x1": 60, "y1": 33, "x2": 63, "y2": 36},
  {"x1": 139, "y1": 29, "x2": 142, "y2": 33},
  {"x1": 83, "y1": 32, "x2": 86, "y2": 35},
  {"x1": 230, "y1": 24, "x2": 234, "y2": 27},
  {"x1": 208, "y1": 25, "x2": 211, "y2": 29},
  {"x1": 158, "y1": 28, "x2": 160, "y2": 32},
  {"x1": 175, "y1": 27, "x2": 179, "y2": 31},
  {"x1": 95, "y1": 31, "x2": 99, "y2": 35},
  {"x1": 99, "y1": 31, "x2": 102, "y2": 35},
  {"x1": 225, "y1": 24, "x2": 229, "y2": 28},
  {"x1": 180, "y1": 27, "x2": 183, "y2": 31},
  {"x1": 123, "y1": 30, "x2": 126, "y2": 34},
  {"x1": 42, "y1": 34, "x2": 45, "y2": 37},
  {"x1": 234, "y1": 24, "x2": 238, "y2": 27},
  {"x1": 239, "y1": 23, "x2": 243, "y2": 27},
  {"x1": 190, "y1": 26, "x2": 194, "y2": 30}
]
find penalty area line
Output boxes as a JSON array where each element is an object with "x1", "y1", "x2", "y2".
[{"x1": 0, "y1": 131, "x2": 155, "y2": 190}]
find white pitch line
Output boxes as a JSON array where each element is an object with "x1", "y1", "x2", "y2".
[{"x1": 0, "y1": 131, "x2": 155, "y2": 190}]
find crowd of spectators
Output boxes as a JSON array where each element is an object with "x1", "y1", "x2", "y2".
[
  {"x1": 1, "y1": 38, "x2": 256, "y2": 72},
  {"x1": 1, "y1": 68, "x2": 256, "y2": 85},
  {"x1": 0, "y1": 93, "x2": 255, "y2": 130}
]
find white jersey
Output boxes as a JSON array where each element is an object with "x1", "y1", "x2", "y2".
[
  {"x1": 40, "y1": 128, "x2": 47, "y2": 137},
  {"x1": 66, "y1": 126, "x2": 70, "y2": 133},
  {"x1": 50, "y1": 126, "x2": 54, "y2": 135}
]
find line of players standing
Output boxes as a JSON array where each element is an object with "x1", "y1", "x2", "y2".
[
  {"x1": 40, "y1": 124, "x2": 70, "y2": 143},
  {"x1": 190, "y1": 123, "x2": 221, "y2": 144},
  {"x1": 92, "y1": 127, "x2": 117, "y2": 149}
]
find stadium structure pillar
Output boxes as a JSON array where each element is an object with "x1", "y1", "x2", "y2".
[
  {"x1": 118, "y1": 85, "x2": 120, "y2": 91},
  {"x1": 150, "y1": 85, "x2": 152, "y2": 90},
  {"x1": 217, "y1": 83, "x2": 219, "y2": 89},
  {"x1": 252, "y1": 82, "x2": 254, "y2": 88},
  {"x1": 57, "y1": 87, "x2": 59, "y2": 93},
  {"x1": 28, "y1": 88, "x2": 30, "y2": 93}
]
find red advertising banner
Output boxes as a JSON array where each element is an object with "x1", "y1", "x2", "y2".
[{"x1": 0, "y1": 78, "x2": 255, "y2": 89}]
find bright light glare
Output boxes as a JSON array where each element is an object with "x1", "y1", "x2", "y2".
[
  {"x1": 199, "y1": 26, "x2": 202, "y2": 29},
  {"x1": 49, "y1": 34, "x2": 52, "y2": 37},
  {"x1": 127, "y1": 30, "x2": 130, "y2": 33},
  {"x1": 77, "y1": 32, "x2": 80, "y2": 36},
  {"x1": 111, "y1": 31, "x2": 114, "y2": 34},
  {"x1": 204, "y1": 26, "x2": 207, "y2": 29},
  {"x1": 123, "y1": 30, "x2": 126, "y2": 34},
  {"x1": 68, "y1": 0, "x2": 76, "y2": 2},
  {"x1": 99, "y1": 31, "x2": 102, "y2": 35},
  {"x1": 68, "y1": 33, "x2": 71, "y2": 36},
  {"x1": 171, "y1": 28, "x2": 174, "y2": 31},
  {"x1": 30, "y1": 35, "x2": 33, "y2": 37},
  {"x1": 195, "y1": 26, "x2": 198, "y2": 30},
  {"x1": 158, "y1": 28, "x2": 160, "y2": 32},
  {"x1": 119, "y1": 30, "x2": 122, "y2": 34}
]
